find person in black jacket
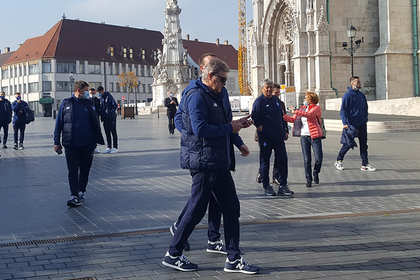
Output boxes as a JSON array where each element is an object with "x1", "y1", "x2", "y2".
[
  {"x1": 164, "y1": 92, "x2": 179, "y2": 134},
  {"x1": 54, "y1": 81, "x2": 105, "y2": 207},
  {"x1": 252, "y1": 79, "x2": 294, "y2": 196},
  {"x1": 0, "y1": 91, "x2": 12, "y2": 149},
  {"x1": 97, "y1": 86, "x2": 118, "y2": 154},
  {"x1": 88, "y1": 88, "x2": 101, "y2": 154},
  {"x1": 11, "y1": 92, "x2": 29, "y2": 150}
]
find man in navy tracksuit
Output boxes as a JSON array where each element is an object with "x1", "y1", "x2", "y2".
[
  {"x1": 334, "y1": 76, "x2": 376, "y2": 171},
  {"x1": 252, "y1": 79, "x2": 294, "y2": 196},
  {"x1": 0, "y1": 91, "x2": 12, "y2": 149},
  {"x1": 162, "y1": 58, "x2": 260, "y2": 274},
  {"x1": 11, "y1": 92, "x2": 29, "y2": 150},
  {"x1": 171, "y1": 53, "x2": 225, "y2": 254},
  {"x1": 97, "y1": 86, "x2": 118, "y2": 154},
  {"x1": 54, "y1": 81, "x2": 104, "y2": 207}
]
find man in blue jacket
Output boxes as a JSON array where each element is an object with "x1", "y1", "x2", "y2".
[
  {"x1": 97, "y1": 86, "x2": 118, "y2": 154},
  {"x1": 11, "y1": 92, "x2": 29, "y2": 150},
  {"x1": 252, "y1": 79, "x2": 293, "y2": 196},
  {"x1": 171, "y1": 53, "x2": 226, "y2": 254},
  {"x1": 0, "y1": 91, "x2": 12, "y2": 149},
  {"x1": 54, "y1": 81, "x2": 104, "y2": 207},
  {"x1": 334, "y1": 76, "x2": 376, "y2": 171},
  {"x1": 162, "y1": 58, "x2": 260, "y2": 274}
]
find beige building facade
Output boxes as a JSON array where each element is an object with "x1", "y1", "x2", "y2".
[{"x1": 250, "y1": 0, "x2": 420, "y2": 107}]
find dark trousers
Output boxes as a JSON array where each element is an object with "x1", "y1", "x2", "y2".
[
  {"x1": 300, "y1": 136, "x2": 323, "y2": 182},
  {"x1": 103, "y1": 118, "x2": 118, "y2": 149},
  {"x1": 169, "y1": 170, "x2": 241, "y2": 261},
  {"x1": 0, "y1": 121, "x2": 9, "y2": 145},
  {"x1": 64, "y1": 143, "x2": 95, "y2": 196},
  {"x1": 337, "y1": 123, "x2": 368, "y2": 166},
  {"x1": 167, "y1": 113, "x2": 175, "y2": 133},
  {"x1": 175, "y1": 192, "x2": 222, "y2": 243},
  {"x1": 13, "y1": 122, "x2": 26, "y2": 144},
  {"x1": 259, "y1": 136, "x2": 288, "y2": 187}
]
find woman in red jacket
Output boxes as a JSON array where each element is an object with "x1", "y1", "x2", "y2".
[{"x1": 284, "y1": 91, "x2": 323, "y2": 187}]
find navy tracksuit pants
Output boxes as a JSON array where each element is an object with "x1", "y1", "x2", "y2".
[
  {"x1": 258, "y1": 135, "x2": 288, "y2": 187},
  {"x1": 169, "y1": 170, "x2": 241, "y2": 261}
]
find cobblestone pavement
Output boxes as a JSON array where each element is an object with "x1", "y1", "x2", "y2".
[{"x1": 0, "y1": 114, "x2": 419, "y2": 279}]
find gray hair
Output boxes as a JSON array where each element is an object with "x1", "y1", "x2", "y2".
[
  {"x1": 202, "y1": 58, "x2": 230, "y2": 81},
  {"x1": 261, "y1": 79, "x2": 273, "y2": 88}
]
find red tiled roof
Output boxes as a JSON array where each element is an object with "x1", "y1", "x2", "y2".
[
  {"x1": 4, "y1": 19, "x2": 164, "y2": 66},
  {"x1": 183, "y1": 39, "x2": 238, "y2": 70}
]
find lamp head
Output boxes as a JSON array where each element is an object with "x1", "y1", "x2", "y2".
[
  {"x1": 355, "y1": 39, "x2": 362, "y2": 46},
  {"x1": 342, "y1": 42, "x2": 348, "y2": 48},
  {"x1": 347, "y1": 25, "x2": 357, "y2": 39}
]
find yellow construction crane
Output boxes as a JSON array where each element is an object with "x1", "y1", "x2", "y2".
[{"x1": 238, "y1": 0, "x2": 252, "y2": 96}]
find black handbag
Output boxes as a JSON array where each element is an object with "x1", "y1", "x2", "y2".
[{"x1": 316, "y1": 116, "x2": 327, "y2": 139}]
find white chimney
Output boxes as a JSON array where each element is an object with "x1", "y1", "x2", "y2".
[
  {"x1": 4, "y1": 47, "x2": 10, "y2": 53},
  {"x1": 186, "y1": 34, "x2": 190, "y2": 40},
  {"x1": 216, "y1": 38, "x2": 219, "y2": 46},
  {"x1": 224, "y1": 40, "x2": 229, "y2": 45}
]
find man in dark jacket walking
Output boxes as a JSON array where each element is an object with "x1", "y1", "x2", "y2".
[
  {"x1": 54, "y1": 81, "x2": 104, "y2": 207},
  {"x1": 89, "y1": 88, "x2": 101, "y2": 154},
  {"x1": 97, "y1": 86, "x2": 118, "y2": 154},
  {"x1": 334, "y1": 76, "x2": 376, "y2": 171},
  {"x1": 0, "y1": 91, "x2": 12, "y2": 149},
  {"x1": 11, "y1": 92, "x2": 29, "y2": 150},
  {"x1": 252, "y1": 79, "x2": 294, "y2": 196},
  {"x1": 162, "y1": 58, "x2": 260, "y2": 274},
  {"x1": 164, "y1": 92, "x2": 178, "y2": 134}
]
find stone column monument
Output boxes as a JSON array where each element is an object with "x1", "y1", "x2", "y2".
[{"x1": 151, "y1": 0, "x2": 190, "y2": 107}]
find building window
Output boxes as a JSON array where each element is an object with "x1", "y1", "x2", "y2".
[
  {"x1": 42, "y1": 81, "x2": 52, "y2": 91},
  {"x1": 56, "y1": 81, "x2": 72, "y2": 91},
  {"x1": 153, "y1": 50, "x2": 157, "y2": 61},
  {"x1": 19, "y1": 84, "x2": 22, "y2": 93},
  {"x1": 28, "y1": 82, "x2": 39, "y2": 93},
  {"x1": 14, "y1": 67, "x2": 17, "y2": 77},
  {"x1": 141, "y1": 49, "x2": 146, "y2": 60},
  {"x1": 22, "y1": 84, "x2": 27, "y2": 93},
  {"x1": 23, "y1": 65, "x2": 27, "y2": 76},
  {"x1": 79, "y1": 63, "x2": 85, "y2": 74},
  {"x1": 109, "y1": 82, "x2": 113, "y2": 92},
  {"x1": 42, "y1": 62, "x2": 52, "y2": 73},
  {"x1": 107, "y1": 46, "x2": 115, "y2": 57},
  {"x1": 29, "y1": 64, "x2": 39, "y2": 75},
  {"x1": 57, "y1": 63, "x2": 76, "y2": 73},
  {"x1": 148, "y1": 84, "x2": 152, "y2": 93},
  {"x1": 115, "y1": 65, "x2": 119, "y2": 75},
  {"x1": 116, "y1": 82, "x2": 120, "y2": 92},
  {"x1": 1, "y1": 86, "x2": 8, "y2": 94},
  {"x1": 89, "y1": 82, "x2": 102, "y2": 90},
  {"x1": 18, "y1": 65, "x2": 22, "y2": 76},
  {"x1": 1, "y1": 69, "x2": 9, "y2": 79},
  {"x1": 129, "y1": 49, "x2": 133, "y2": 59},
  {"x1": 88, "y1": 64, "x2": 101, "y2": 74},
  {"x1": 107, "y1": 65, "x2": 112, "y2": 75},
  {"x1": 14, "y1": 85, "x2": 17, "y2": 93}
]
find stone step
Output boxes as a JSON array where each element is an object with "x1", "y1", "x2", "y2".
[{"x1": 324, "y1": 119, "x2": 420, "y2": 133}]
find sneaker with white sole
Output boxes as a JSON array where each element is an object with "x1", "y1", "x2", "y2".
[
  {"x1": 78, "y1": 192, "x2": 85, "y2": 202},
  {"x1": 361, "y1": 163, "x2": 376, "y2": 171},
  {"x1": 102, "y1": 148, "x2": 112, "y2": 154},
  {"x1": 67, "y1": 196, "x2": 81, "y2": 207},
  {"x1": 110, "y1": 148, "x2": 118, "y2": 154},
  {"x1": 206, "y1": 240, "x2": 227, "y2": 255},
  {"x1": 224, "y1": 257, "x2": 260, "y2": 274},
  {"x1": 94, "y1": 148, "x2": 100, "y2": 154},
  {"x1": 162, "y1": 251, "x2": 198, "y2": 272},
  {"x1": 334, "y1": 160, "x2": 344, "y2": 170}
]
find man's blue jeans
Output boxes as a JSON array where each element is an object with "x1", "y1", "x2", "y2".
[{"x1": 300, "y1": 136, "x2": 323, "y2": 182}]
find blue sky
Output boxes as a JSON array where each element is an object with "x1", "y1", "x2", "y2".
[{"x1": 0, "y1": 0, "x2": 253, "y2": 52}]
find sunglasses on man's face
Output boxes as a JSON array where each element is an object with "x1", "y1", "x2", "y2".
[{"x1": 213, "y1": 74, "x2": 227, "y2": 84}]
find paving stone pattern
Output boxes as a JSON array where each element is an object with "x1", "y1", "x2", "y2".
[{"x1": 0, "y1": 115, "x2": 419, "y2": 279}]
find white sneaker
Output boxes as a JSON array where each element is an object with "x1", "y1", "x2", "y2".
[
  {"x1": 94, "y1": 148, "x2": 100, "y2": 154},
  {"x1": 103, "y1": 148, "x2": 112, "y2": 154},
  {"x1": 334, "y1": 160, "x2": 344, "y2": 170},
  {"x1": 110, "y1": 148, "x2": 118, "y2": 154},
  {"x1": 361, "y1": 163, "x2": 376, "y2": 171}
]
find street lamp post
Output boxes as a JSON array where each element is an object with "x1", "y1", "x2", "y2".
[
  {"x1": 69, "y1": 72, "x2": 74, "y2": 96},
  {"x1": 342, "y1": 25, "x2": 363, "y2": 77}
]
